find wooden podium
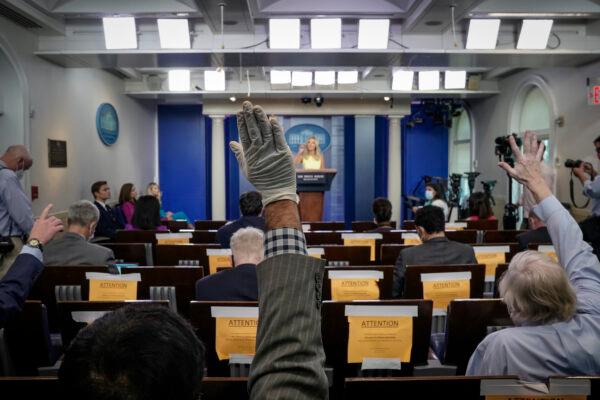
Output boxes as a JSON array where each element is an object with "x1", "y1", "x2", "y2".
[{"x1": 297, "y1": 169, "x2": 337, "y2": 222}]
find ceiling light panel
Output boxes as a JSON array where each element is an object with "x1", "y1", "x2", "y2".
[
  {"x1": 292, "y1": 71, "x2": 313, "y2": 87},
  {"x1": 358, "y1": 19, "x2": 389, "y2": 49},
  {"x1": 311, "y1": 18, "x2": 342, "y2": 49},
  {"x1": 205, "y1": 69, "x2": 226, "y2": 91},
  {"x1": 157, "y1": 19, "x2": 191, "y2": 49},
  {"x1": 270, "y1": 70, "x2": 291, "y2": 85},
  {"x1": 517, "y1": 19, "x2": 553, "y2": 50},
  {"x1": 392, "y1": 70, "x2": 414, "y2": 91},
  {"x1": 465, "y1": 19, "x2": 500, "y2": 50},
  {"x1": 269, "y1": 19, "x2": 300, "y2": 49},
  {"x1": 168, "y1": 70, "x2": 190, "y2": 91},
  {"x1": 337, "y1": 70, "x2": 358, "y2": 84},
  {"x1": 418, "y1": 71, "x2": 440, "y2": 90},
  {"x1": 315, "y1": 71, "x2": 336, "y2": 86},
  {"x1": 444, "y1": 70, "x2": 467, "y2": 89},
  {"x1": 103, "y1": 17, "x2": 137, "y2": 49}
]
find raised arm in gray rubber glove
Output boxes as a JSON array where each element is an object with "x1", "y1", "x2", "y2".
[{"x1": 229, "y1": 101, "x2": 298, "y2": 206}]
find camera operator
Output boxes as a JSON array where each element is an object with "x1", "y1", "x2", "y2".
[{"x1": 572, "y1": 135, "x2": 600, "y2": 216}]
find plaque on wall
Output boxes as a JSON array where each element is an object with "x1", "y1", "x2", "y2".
[{"x1": 48, "y1": 139, "x2": 67, "y2": 168}]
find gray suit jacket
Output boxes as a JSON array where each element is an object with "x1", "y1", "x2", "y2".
[
  {"x1": 393, "y1": 237, "x2": 477, "y2": 297},
  {"x1": 249, "y1": 253, "x2": 328, "y2": 400},
  {"x1": 44, "y1": 232, "x2": 115, "y2": 266}
]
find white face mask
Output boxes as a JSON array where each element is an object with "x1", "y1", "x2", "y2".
[
  {"x1": 424, "y1": 190, "x2": 434, "y2": 200},
  {"x1": 15, "y1": 160, "x2": 25, "y2": 180}
]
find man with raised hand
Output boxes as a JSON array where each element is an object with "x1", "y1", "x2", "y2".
[
  {"x1": 230, "y1": 101, "x2": 328, "y2": 399},
  {"x1": 466, "y1": 132, "x2": 600, "y2": 381},
  {"x1": 0, "y1": 204, "x2": 63, "y2": 327}
]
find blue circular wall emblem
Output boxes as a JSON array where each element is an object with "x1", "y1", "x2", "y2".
[
  {"x1": 96, "y1": 103, "x2": 119, "y2": 146},
  {"x1": 284, "y1": 124, "x2": 331, "y2": 153}
]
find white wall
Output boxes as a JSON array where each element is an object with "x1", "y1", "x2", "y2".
[
  {"x1": 470, "y1": 64, "x2": 600, "y2": 218},
  {"x1": 0, "y1": 50, "x2": 24, "y2": 151},
  {"x1": 0, "y1": 17, "x2": 156, "y2": 215}
]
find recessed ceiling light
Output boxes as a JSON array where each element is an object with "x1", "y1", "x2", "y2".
[
  {"x1": 270, "y1": 70, "x2": 291, "y2": 85},
  {"x1": 337, "y1": 70, "x2": 358, "y2": 84},
  {"x1": 392, "y1": 70, "x2": 414, "y2": 91},
  {"x1": 358, "y1": 19, "x2": 389, "y2": 49},
  {"x1": 269, "y1": 19, "x2": 300, "y2": 49},
  {"x1": 384, "y1": 96, "x2": 391, "y2": 101},
  {"x1": 517, "y1": 19, "x2": 553, "y2": 50},
  {"x1": 103, "y1": 17, "x2": 137, "y2": 49},
  {"x1": 315, "y1": 71, "x2": 336, "y2": 86},
  {"x1": 292, "y1": 71, "x2": 313, "y2": 87},
  {"x1": 444, "y1": 70, "x2": 467, "y2": 89},
  {"x1": 204, "y1": 69, "x2": 226, "y2": 91},
  {"x1": 168, "y1": 70, "x2": 190, "y2": 91},
  {"x1": 311, "y1": 18, "x2": 341, "y2": 49},
  {"x1": 229, "y1": 96, "x2": 236, "y2": 102},
  {"x1": 157, "y1": 19, "x2": 191, "y2": 49},
  {"x1": 418, "y1": 71, "x2": 440, "y2": 90},
  {"x1": 466, "y1": 19, "x2": 500, "y2": 49}
]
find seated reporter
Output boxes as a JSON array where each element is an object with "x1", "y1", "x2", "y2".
[
  {"x1": 393, "y1": 205, "x2": 477, "y2": 298},
  {"x1": 44, "y1": 200, "x2": 115, "y2": 266},
  {"x1": 196, "y1": 227, "x2": 262, "y2": 301},
  {"x1": 0, "y1": 204, "x2": 62, "y2": 328},
  {"x1": 466, "y1": 192, "x2": 496, "y2": 221},
  {"x1": 129, "y1": 195, "x2": 168, "y2": 231},
  {"x1": 369, "y1": 197, "x2": 393, "y2": 232},
  {"x1": 217, "y1": 191, "x2": 266, "y2": 248},
  {"x1": 515, "y1": 210, "x2": 551, "y2": 251},
  {"x1": 467, "y1": 132, "x2": 600, "y2": 381}
]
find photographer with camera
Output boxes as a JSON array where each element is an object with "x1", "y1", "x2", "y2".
[{"x1": 571, "y1": 135, "x2": 600, "y2": 216}]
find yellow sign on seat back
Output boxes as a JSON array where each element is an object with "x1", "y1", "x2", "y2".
[
  {"x1": 420, "y1": 271, "x2": 471, "y2": 311},
  {"x1": 402, "y1": 232, "x2": 422, "y2": 246},
  {"x1": 329, "y1": 270, "x2": 383, "y2": 301},
  {"x1": 342, "y1": 233, "x2": 382, "y2": 261},
  {"x1": 155, "y1": 232, "x2": 192, "y2": 244},
  {"x1": 211, "y1": 306, "x2": 258, "y2": 361},
  {"x1": 86, "y1": 272, "x2": 141, "y2": 301},
  {"x1": 207, "y1": 248, "x2": 233, "y2": 275},
  {"x1": 474, "y1": 246, "x2": 510, "y2": 281}
]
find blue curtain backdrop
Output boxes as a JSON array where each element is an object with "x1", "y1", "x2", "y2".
[
  {"x1": 157, "y1": 105, "x2": 209, "y2": 221},
  {"x1": 400, "y1": 103, "x2": 449, "y2": 222}
]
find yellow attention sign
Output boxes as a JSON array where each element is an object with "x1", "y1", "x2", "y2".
[
  {"x1": 476, "y1": 252, "x2": 506, "y2": 277},
  {"x1": 344, "y1": 238, "x2": 376, "y2": 261},
  {"x1": 331, "y1": 279, "x2": 380, "y2": 301},
  {"x1": 544, "y1": 251, "x2": 558, "y2": 262},
  {"x1": 214, "y1": 317, "x2": 258, "y2": 360},
  {"x1": 157, "y1": 237, "x2": 190, "y2": 245},
  {"x1": 209, "y1": 255, "x2": 233, "y2": 275},
  {"x1": 403, "y1": 237, "x2": 422, "y2": 245},
  {"x1": 89, "y1": 280, "x2": 138, "y2": 301},
  {"x1": 422, "y1": 279, "x2": 470, "y2": 310},
  {"x1": 347, "y1": 316, "x2": 413, "y2": 363},
  {"x1": 485, "y1": 396, "x2": 586, "y2": 400}
]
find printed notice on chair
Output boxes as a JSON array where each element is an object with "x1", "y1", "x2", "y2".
[
  {"x1": 207, "y1": 249, "x2": 233, "y2": 274},
  {"x1": 421, "y1": 272, "x2": 471, "y2": 310},
  {"x1": 87, "y1": 272, "x2": 140, "y2": 301},
  {"x1": 345, "y1": 305, "x2": 417, "y2": 366},
  {"x1": 329, "y1": 270, "x2": 382, "y2": 301},
  {"x1": 211, "y1": 307, "x2": 258, "y2": 360},
  {"x1": 342, "y1": 233, "x2": 382, "y2": 261},
  {"x1": 156, "y1": 232, "x2": 192, "y2": 245},
  {"x1": 474, "y1": 246, "x2": 509, "y2": 278}
]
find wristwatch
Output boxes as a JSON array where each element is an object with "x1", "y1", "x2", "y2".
[{"x1": 26, "y1": 238, "x2": 43, "y2": 252}]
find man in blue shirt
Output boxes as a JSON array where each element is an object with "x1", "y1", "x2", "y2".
[
  {"x1": 467, "y1": 132, "x2": 600, "y2": 381},
  {"x1": 0, "y1": 145, "x2": 34, "y2": 278}
]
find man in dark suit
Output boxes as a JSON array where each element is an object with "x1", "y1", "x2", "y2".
[
  {"x1": 217, "y1": 191, "x2": 266, "y2": 248},
  {"x1": 196, "y1": 227, "x2": 261, "y2": 301},
  {"x1": 91, "y1": 181, "x2": 123, "y2": 240},
  {"x1": 44, "y1": 200, "x2": 115, "y2": 266},
  {"x1": 0, "y1": 204, "x2": 63, "y2": 328},
  {"x1": 369, "y1": 197, "x2": 393, "y2": 232},
  {"x1": 393, "y1": 205, "x2": 477, "y2": 298},
  {"x1": 516, "y1": 210, "x2": 551, "y2": 251}
]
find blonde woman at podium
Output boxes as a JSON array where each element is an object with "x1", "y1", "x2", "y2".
[{"x1": 294, "y1": 136, "x2": 325, "y2": 169}]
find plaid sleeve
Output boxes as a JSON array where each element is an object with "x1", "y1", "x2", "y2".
[{"x1": 264, "y1": 227, "x2": 307, "y2": 258}]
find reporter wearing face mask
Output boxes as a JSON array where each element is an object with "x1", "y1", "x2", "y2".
[
  {"x1": 412, "y1": 183, "x2": 449, "y2": 220},
  {"x1": 0, "y1": 145, "x2": 35, "y2": 278}
]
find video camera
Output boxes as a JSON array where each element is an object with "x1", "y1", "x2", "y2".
[
  {"x1": 564, "y1": 159, "x2": 583, "y2": 169},
  {"x1": 495, "y1": 133, "x2": 522, "y2": 167}
]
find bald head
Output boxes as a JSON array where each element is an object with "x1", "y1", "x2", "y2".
[{"x1": 1, "y1": 145, "x2": 33, "y2": 171}]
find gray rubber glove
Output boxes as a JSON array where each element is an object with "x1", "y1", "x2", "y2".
[{"x1": 229, "y1": 101, "x2": 298, "y2": 206}]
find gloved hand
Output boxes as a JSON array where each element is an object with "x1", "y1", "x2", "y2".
[{"x1": 229, "y1": 101, "x2": 298, "y2": 206}]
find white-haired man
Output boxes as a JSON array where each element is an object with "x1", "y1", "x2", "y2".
[
  {"x1": 195, "y1": 227, "x2": 263, "y2": 301},
  {"x1": 44, "y1": 200, "x2": 115, "y2": 266},
  {"x1": 466, "y1": 132, "x2": 600, "y2": 381}
]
